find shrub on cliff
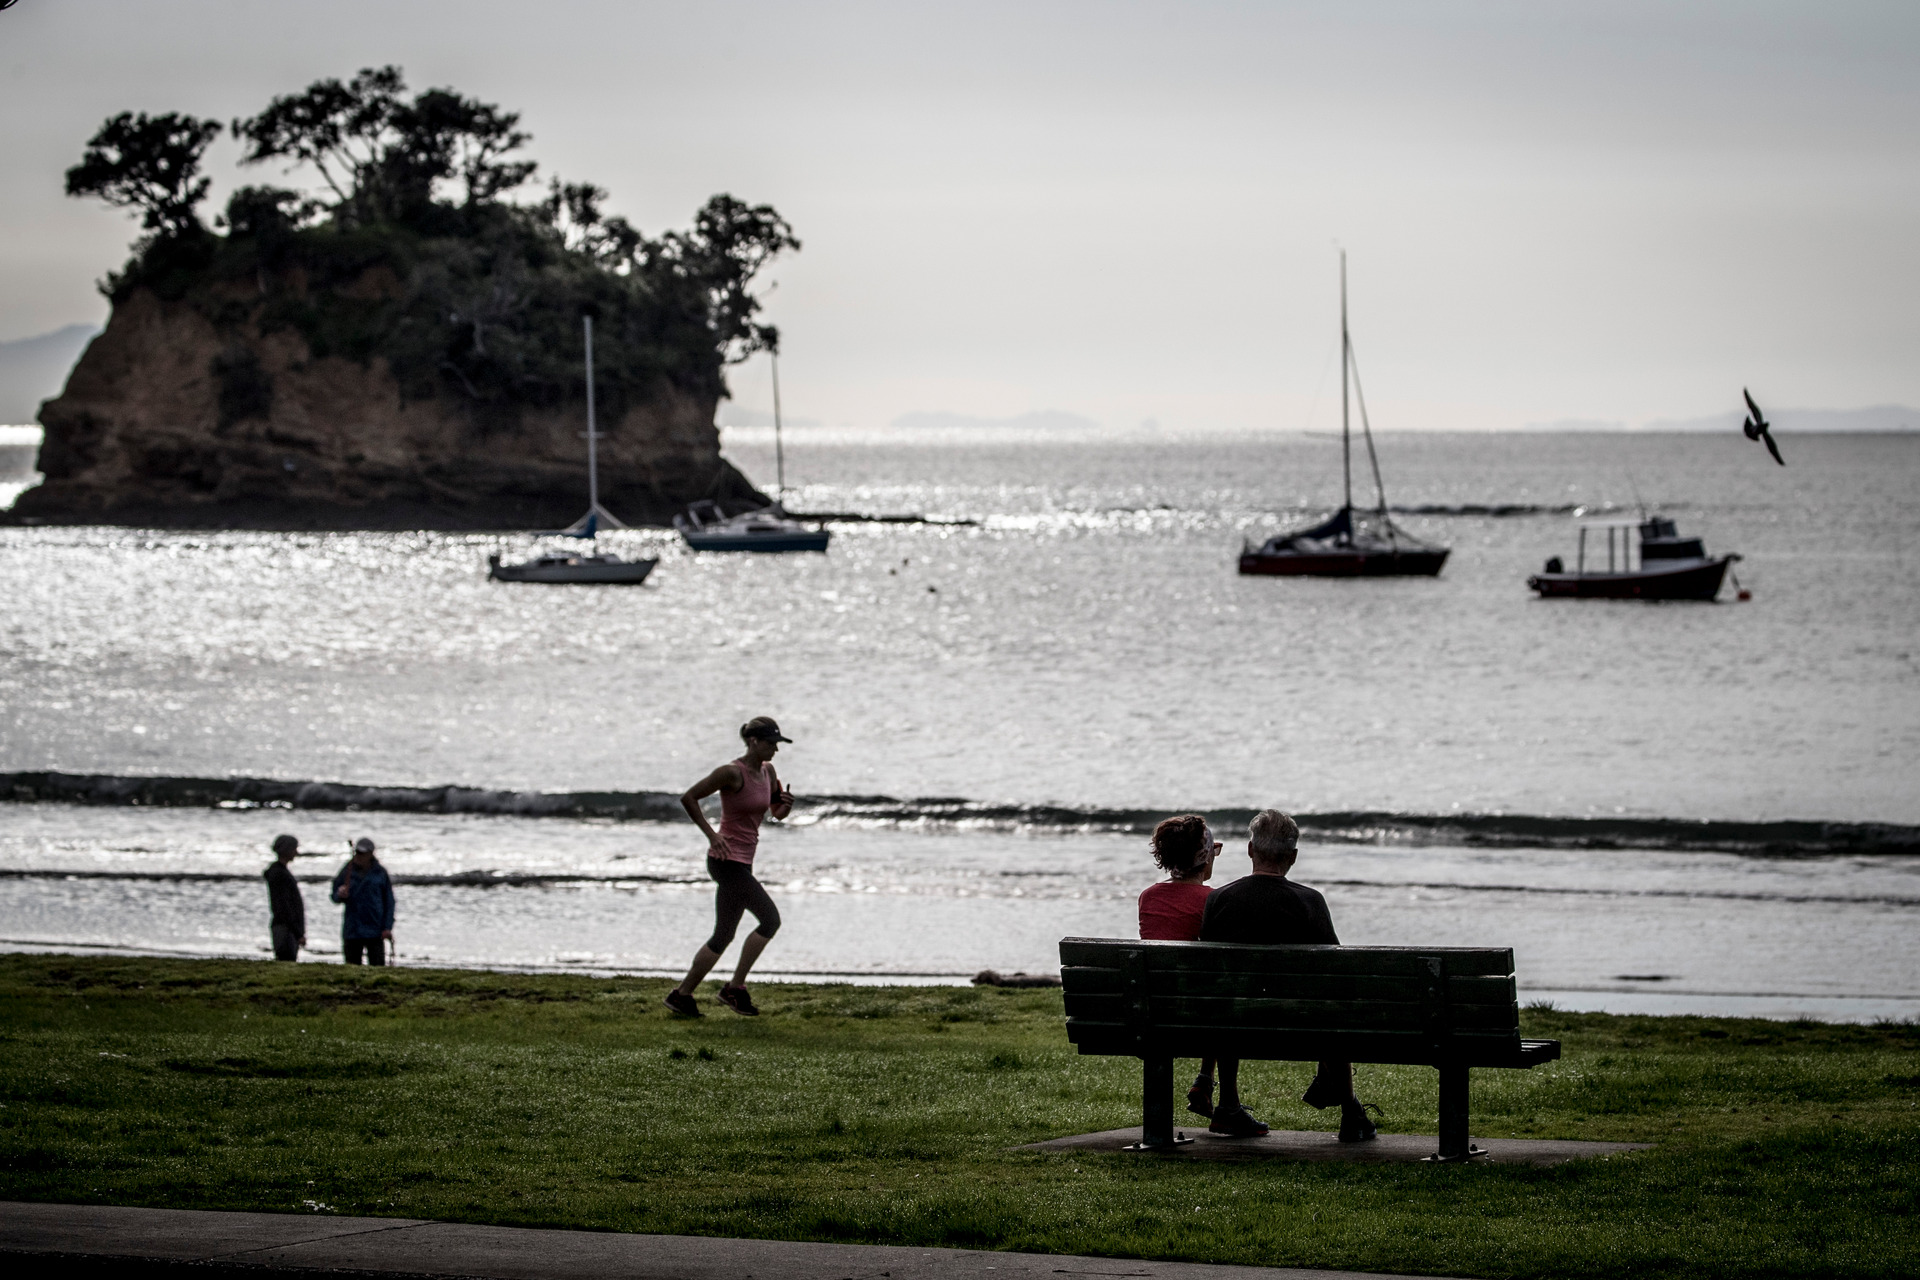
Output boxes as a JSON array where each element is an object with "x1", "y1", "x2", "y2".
[{"x1": 67, "y1": 67, "x2": 797, "y2": 433}]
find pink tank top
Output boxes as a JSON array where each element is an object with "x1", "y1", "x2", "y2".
[{"x1": 716, "y1": 758, "x2": 772, "y2": 864}]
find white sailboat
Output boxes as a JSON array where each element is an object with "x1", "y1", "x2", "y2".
[
  {"x1": 675, "y1": 350, "x2": 831, "y2": 553},
  {"x1": 490, "y1": 316, "x2": 659, "y2": 585}
]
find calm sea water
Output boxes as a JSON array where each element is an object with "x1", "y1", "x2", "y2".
[{"x1": 2, "y1": 430, "x2": 1916, "y2": 1016}]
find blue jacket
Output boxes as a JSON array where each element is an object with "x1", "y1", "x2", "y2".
[{"x1": 331, "y1": 859, "x2": 395, "y2": 939}]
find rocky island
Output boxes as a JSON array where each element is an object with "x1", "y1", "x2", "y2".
[{"x1": 12, "y1": 68, "x2": 791, "y2": 529}]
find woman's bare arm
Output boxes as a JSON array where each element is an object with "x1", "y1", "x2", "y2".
[
  {"x1": 682, "y1": 763, "x2": 742, "y2": 856},
  {"x1": 767, "y1": 766, "x2": 793, "y2": 821}
]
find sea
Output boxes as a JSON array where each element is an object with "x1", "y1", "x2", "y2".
[{"x1": 2, "y1": 428, "x2": 1917, "y2": 1020}]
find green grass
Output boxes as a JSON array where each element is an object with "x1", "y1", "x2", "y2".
[{"x1": 2, "y1": 955, "x2": 1916, "y2": 1278}]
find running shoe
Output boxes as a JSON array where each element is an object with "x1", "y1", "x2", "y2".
[
  {"x1": 1339, "y1": 1100, "x2": 1384, "y2": 1143},
  {"x1": 1186, "y1": 1075, "x2": 1216, "y2": 1119},
  {"x1": 662, "y1": 989, "x2": 703, "y2": 1018},
  {"x1": 1207, "y1": 1103, "x2": 1270, "y2": 1137},
  {"x1": 717, "y1": 983, "x2": 760, "y2": 1016}
]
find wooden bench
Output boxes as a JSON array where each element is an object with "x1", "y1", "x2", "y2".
[{"x1": 1060, "y1": 937, "x2": 1561, "y2": 1161}]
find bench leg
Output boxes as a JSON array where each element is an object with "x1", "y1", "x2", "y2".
[
  {"x1": 1139, "y1": 1054, "x2": 1176, "y2": 1149},
  {"x1": 1436, "y1": 1063, "x2": 1474, "y2": 1160}
]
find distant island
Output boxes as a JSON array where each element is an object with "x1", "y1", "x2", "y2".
[{"x1": 9, "y1": 67, "x2": 794, "y2": 529}]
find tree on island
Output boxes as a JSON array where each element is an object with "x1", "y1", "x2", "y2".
[
  {"x1": 66, "y1": 111, "x2": 223, "y2": 241},
  {"x1": 65, "y1": 66, "x2": 799, "y2": 435}
]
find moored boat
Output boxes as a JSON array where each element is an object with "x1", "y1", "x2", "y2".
[
  {"x1": 1239, "y1": 252, "x2": 1448, "y2": 578},
  {"x1": 490, "y1": 316, "x2": 657, "y2": 585},
  {"x1": 1527, "y1": 515, "x2": 1738, "y2": 601},
  {"x1": 675, "y1": 349, "x2": 831, "y2": 553},
  {"x1": 488, "y1": 550, "x2": 656, "y2": 585},
  {"x1": 674, "y1": 500, "x2": 831, "y2": 553}
]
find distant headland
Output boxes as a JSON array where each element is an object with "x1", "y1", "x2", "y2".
[{"x1": 8, "y1": 67, "x2": 791, "y2": 530}]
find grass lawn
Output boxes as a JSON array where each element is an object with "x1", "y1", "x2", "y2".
[{"x1": 1, "y1": 954, "x2": 1916, "y2": 1279}]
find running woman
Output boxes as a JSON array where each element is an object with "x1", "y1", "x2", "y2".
[{"x1": 664, "y1": 716, "x2": 794, "y2": 1017}]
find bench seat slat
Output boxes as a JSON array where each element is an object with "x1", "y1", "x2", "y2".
[
  {"x1": 1141, "y1": 972, "x2": 1517, "y2": 1004},
  {"x1": 1062, "y1": 991, "x2": 1520, "y2": 1031},
  {"x1": 1060, "y1": 937, "x2": 1515, "y2": 977},
  {"x1": 1066, "y1": 1021, "x2": 1537, "y2": 1067}
]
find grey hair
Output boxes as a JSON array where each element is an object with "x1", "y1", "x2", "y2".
[{"x1": 1248, "y1": 809, "x2": 1299, "y2": 861}]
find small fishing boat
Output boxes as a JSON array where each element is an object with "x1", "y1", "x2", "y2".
[
  {"x1": 1239, "y1": 252, "x2": 1448, "y2": 578},
  {"x1": 490, "y1": 316, "x2": 659, "y2": 586},
  {"x1": 675, "y1": 350, "x2": 830, "y2": 553},
  {"x1": 1527, "y1": 515, "x2": 1738, "y2": 601}
]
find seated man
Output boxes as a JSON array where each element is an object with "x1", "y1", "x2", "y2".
[{"x1": 1197, "y1": 809, "x2": 1379, "y2": 1142}]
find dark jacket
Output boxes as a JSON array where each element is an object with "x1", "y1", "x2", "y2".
[
  {"x1": 331, "y1": 858, "x2": 396, "y2": 939},
  {"x1": 1198, "y1": 873, "x2": 1339, "y2": 946},
  {"x1": 265, "y1": 861, "x2": 305, "y2": 934}
]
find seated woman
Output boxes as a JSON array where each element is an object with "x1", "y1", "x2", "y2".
[{"x1": 1138, "y1": 814, "x2": 1221, "y2": 1117}]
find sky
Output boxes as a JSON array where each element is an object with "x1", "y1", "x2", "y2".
[{"x1": 1, "y1": 0, "x2": 1915, "y2": 432}]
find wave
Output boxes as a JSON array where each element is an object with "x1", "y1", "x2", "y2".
[{"x1": 5, "y1": 770, "x2": 1916, "y2": 857}]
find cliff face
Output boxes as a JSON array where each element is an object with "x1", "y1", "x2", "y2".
[{"x1": 12, "y1": 287, "x2": 763, "y2": 529}]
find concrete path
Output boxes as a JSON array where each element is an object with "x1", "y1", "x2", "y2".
[
  {"x1": 1018, "y1": 1127, "x2": 1651, "y2": 1166},
  {"x1": 0, "y1": 1201, "x2": 1424, "y2": 1280}
]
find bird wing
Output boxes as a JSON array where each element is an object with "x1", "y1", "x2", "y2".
[
  {"x1": 1743, "y1": 388, "x2": 1766, "y2": 426},
  {"x1": 1763, "y1": 431, "x2": 1785, "y2": 466}
]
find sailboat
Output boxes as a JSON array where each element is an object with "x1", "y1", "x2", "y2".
[
  {"x1": 1238, "y1": 253, "x2": 1449, "y2": 577},
  {"x1": 674, "y1": 350, "x2": 831, "y2": 553},
  {"x1": 489, "y1": 316, "x2": 659, "y2": 585}
]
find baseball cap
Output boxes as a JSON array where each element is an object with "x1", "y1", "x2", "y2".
[
  {"x1": 743, "y1": 716, "x2": 793, "y2": 743},
  {"x1": 353, "y1": 837, "x2": 376, "y2": 855}
]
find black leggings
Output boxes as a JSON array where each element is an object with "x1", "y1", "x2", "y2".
[{"x1": 706, "y1": 857, "x2": 780, "y2": 953}]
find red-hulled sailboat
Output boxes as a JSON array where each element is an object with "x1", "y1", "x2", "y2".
[{"x1": 1239, "y1": 253, "x2": 1449, "y2": 578}]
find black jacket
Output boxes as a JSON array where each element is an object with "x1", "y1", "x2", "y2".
[{"x1": 265, "y1": 861, "x2": 305, "y2": 934}]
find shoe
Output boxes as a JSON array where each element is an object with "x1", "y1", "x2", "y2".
[
  {"x1": 1208, "y1": 1103, "x2": 1270, "y2": 1137},
  {"x1": 1301, "y1": 1072, "x2": 1346, "y2": 1110},
  {"x1": 1186, "y1": 1075, "x2": 1215, "y2": 1119},
  {"x1": 717, "y1": 983, "x2": 760, "y2": 1016},
  {"x1": 1338, "y1": 1100, "x2": 1383, "y2": 1143},
  {"x1": 663, "y1": 989, "x2": 703, "y2": 1018}
]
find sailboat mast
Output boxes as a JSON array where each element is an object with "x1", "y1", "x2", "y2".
[
  {"x1": 1340, "y1": 251, "x2": 1353, "y2": 513},
  {"x1": 583, "y1": 315, "x2": 599, "y2": 525},
  {"x1": 771, "y1": 348, "x2": 785, "y2": 506}
]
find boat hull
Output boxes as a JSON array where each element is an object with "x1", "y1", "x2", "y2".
[
  {"x1": 1527, "y1": 557, "x2": 1731, "y2": 601},
  {"x1": 489, "y1": 558, "x2": 658, "y2": 585},
  {"x1": 1239, "y1": 548, "x2": 1449, "y2": 577},
  {"x1": 682, "y1": 530, "x2": 831, "y2": 553}
]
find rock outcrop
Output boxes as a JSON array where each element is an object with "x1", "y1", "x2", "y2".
[{"x1": 11, "y1": 287, "x2": 763, "y2": 529}]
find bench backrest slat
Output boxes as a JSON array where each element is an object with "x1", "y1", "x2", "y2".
[{"x1": 1059, "y1": 937, "x2": 1524, "y2": 1064}]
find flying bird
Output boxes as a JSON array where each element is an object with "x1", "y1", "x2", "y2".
[{"x1": 1742, "y1": 389, "x2": 1784, "y2": 466}]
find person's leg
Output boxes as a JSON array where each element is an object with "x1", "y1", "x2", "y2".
[
  {"x1": 730, "y1": 931, "x2": 771, "y2": 985},
  {"x1": 344, "y1": 937, "x2": 365, "y2": 965},
  {"x1": 1209, "y1": 1057, "x2": 1268, "y2": 1135},
  {"x1": 725, "y1": 872, "x2": 781, "y2": 986},
  {"x1": 677, "y1": 861, "x2": 747, "y2": 998},
  {"x1": 1304, "y1": 1060, "x2": 1357, "y2": 1108},
  {"x1": 366, "y1": 936, "x2": 386, "y2": 966},
  {"x1": 1217, "y1": 1057, "x2": 1241, "y2": 1110},
  {"x1": 271, "y1": 924, "x2": 297, "y2": 962}
]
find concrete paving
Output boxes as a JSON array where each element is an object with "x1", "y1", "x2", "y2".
[
  {"x1": 1018, "y1": 1127, "x2": 1651, "y2": 1166},
  {"x1": 0, "y1": 1201, "x2": 1425, "y2": 1280}
]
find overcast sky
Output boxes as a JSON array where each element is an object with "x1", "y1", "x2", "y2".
[{"x1": 2, "y1": 1, "x2": 1915, "y2": 431}]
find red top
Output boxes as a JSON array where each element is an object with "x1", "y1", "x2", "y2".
[
  {"x1": 716, "y1": 758, "x2": 772, "y2": 864},
  {"x1": 1138, "y1": 880, "x2": 1212, "y2": 941}
]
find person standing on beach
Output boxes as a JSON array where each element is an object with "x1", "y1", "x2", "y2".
[
  {"x1": 664, "y1": 717, "x2": 794, "y2": 1017},
  {"x1": 331, "y1": 837, "x2": 395, "y2": 966},
  {"x1": 1137, "y1": 814, "x2": 1220, "y2": 1116},
  {"x1": 264, "y1": 834, "x2": 306, "y2": 961}
]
